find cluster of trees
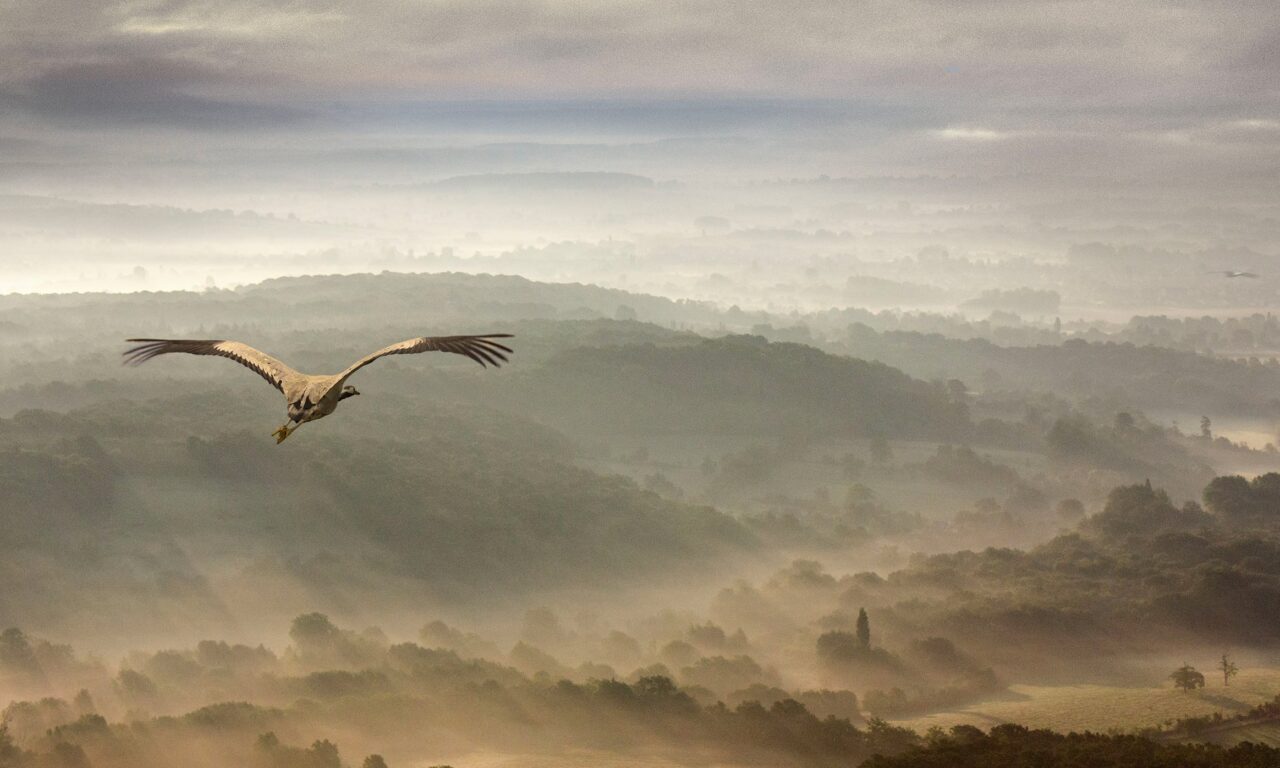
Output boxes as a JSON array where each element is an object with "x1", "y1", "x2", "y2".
[
  {"x1": 36, "y1": 661, "x2": 1280, "y2": 768},
  {"x1": 0, "y1": 613, "x2": 932, "y2": 768},
  {"x1": 1169, "y1": 655, "x2": 1239, "y2": 693},
  {"x1": 833, "y1": 327, "x2": 1280, "y2": 420},
  {"x1": 0, "y1": 436, "x2": 117, "y2": 520},
  {"x1": 0, "y1": 718, "x2": 391, "y2": 768},
  {"x1": 1039, "y1": 409, "x2": 1218, "y2": 498},
  {"x1": 740, "y1": 483, "x2": 923, "y2": 551},
  {"x1": 798, "y1": 306, "x2": 1064, "y2": 347},
  {"x1": 847, "y1": 476, "x2": 1280, "y2": 673},
  {"x1": 1203, "y1": 474, "x2": 1280, "y2": 525},
  {"x1": 1121, "y1": 313, "x2": 1280, "y2": 354},
  {"x1": 0, "y1": 689, "x2": 922, "y2": 768},
  {"x1": 861, "y1": 723, "x2": 1280, "y2": 768},
  {"x1": 813, "y1": 611, "x2": 1001, "y2": 719}
]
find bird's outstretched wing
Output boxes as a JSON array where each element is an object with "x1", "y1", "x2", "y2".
[
  {"x1": 337, "y1": 334, "x2": 513, "y2": 382},
  {"x1": 122, "y1": 339, "x2": 300, "y2": 393}
]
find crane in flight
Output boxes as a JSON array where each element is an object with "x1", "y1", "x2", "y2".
[{"x1": 124, "y1": 334, "x2": 512, "y2": 442}]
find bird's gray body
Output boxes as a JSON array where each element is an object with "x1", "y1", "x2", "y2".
[
  {"x1": 284, "y1": 375, "x2": 367, "y2": 424},
  {"x1": 287, "y1": 376, "x2": 344, "y2": 424},
  {"x1": 123, "y1": 334, "x2": 513, "y2": 441}
]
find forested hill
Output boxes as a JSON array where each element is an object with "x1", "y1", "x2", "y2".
[
  {"x1": 0, "y1": 272, "x2": 981, "y2": 644},
  {"x1": 4, "y1": 270, "x2": 1273, "y2": 422},
  {"x1": 835, "y1": 327, "x2": 1280, "y2": 418},
  {"x1": 0, "y1": 273, "x2": 977, "y2": 447},
  {"x1": 0, "y1": 271, "x2": 727, "y2": 344},
  {"x1": 0, "y1": 271, "x2": 703, "y2": 398},
  {"x1": 0, "y1": 394, "x2": 756, "y2": 644},
  {"x1": 507, "y1": 335, "x2": 972, "y2": 440}
]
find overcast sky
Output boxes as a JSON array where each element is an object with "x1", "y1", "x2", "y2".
[{"x1": 0, "y1": 0, "x2": 1276, "y2": 181}]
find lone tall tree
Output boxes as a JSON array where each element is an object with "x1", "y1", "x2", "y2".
[
  {"x1": 1219, "y1": 653, "x2": 1239, "y2": 687},
  {"x1": 856, "y1": 608, "x2": 871, "y2": 649},
  {"x1": 1170, "y1": 663, "x2": 1205, "y2": 693}
]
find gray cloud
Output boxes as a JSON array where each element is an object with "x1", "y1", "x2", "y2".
[
  {"x1": 0, "y1": 59, "x2": 311, "y2": 128},
  {"x1": 0, "y1": 0, "x2": 1274, "y2": 180},
  {"x1": 2, "y1": 2, "x2": 1273, "y2": 103}
]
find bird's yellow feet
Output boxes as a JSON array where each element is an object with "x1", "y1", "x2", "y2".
[{"x1": 273, "y1": 424, "x2": 292, "y2": 444}]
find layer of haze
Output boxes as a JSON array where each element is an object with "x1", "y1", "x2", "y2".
[
  {"x1": 0, "y1": 0, "x2": 1276, "y2": 305},
  {"x1": 3, "y1": 4, "x2": 1280, "y2": 768}
]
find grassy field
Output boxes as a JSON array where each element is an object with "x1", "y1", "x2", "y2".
[{"x1": 891, "y1": 668, "x2": 1280, "y2": 735}]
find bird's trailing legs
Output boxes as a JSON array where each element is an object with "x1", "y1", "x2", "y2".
[{"x1": 273, "y1": 422, "x2": 299, "y2": 444}]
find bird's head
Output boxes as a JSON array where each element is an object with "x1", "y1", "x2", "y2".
[{"x1": 339, "y1": 385, "x2": 361, "y2": 400}]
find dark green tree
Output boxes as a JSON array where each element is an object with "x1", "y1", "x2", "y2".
[
  {"x1": 856, "y1": 608, "x2": 871, "y2": 649},
  {"x1": 1170, "y1": 663, "x2": 1205, "y2": 693},
  {"x1": 1203, "y1": 475, "x2": 1253, "y2": 520},
  {"x1": 0, "y1": 628, "x2": 38, "y2": 675},
  {"x1": 309, "y1": 740, "x2": 341, "y2": 768},
  {"x1": 116, "y1": 668, "x2": 157, "y2": 700},
  {"x1": 290, "y1": 613, "x2": 340, "y2": 648}
]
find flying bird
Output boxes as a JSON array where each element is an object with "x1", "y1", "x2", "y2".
[
  {"x1": 123, "y1": 334, "x2": 513, "y2": 443},
  {"x1": 1206, "y1": 270, "x2": 1260, "y2": 279}
]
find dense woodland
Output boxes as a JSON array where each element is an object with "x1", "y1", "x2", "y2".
[
  {"x1": 860, "y1": 725, "x2": 1280, "y2": 768},
  {"x1": 3, "y1": 273, "x2": 1280, "y2": 766},
  {"x1": 0, "y1": 614, "x2": 924, "y2": 768}
]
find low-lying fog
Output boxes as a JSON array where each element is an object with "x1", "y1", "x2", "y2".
[{"x1": 4, "y1": 1, "x2": 1280, "y2": 764}]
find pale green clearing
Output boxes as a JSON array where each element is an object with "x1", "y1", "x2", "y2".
[{"x1": 891, "y1": 668, "x2": 1280, "y2": 735}]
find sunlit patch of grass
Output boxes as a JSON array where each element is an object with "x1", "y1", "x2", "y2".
[{"x1": 891, "y1": 668, "x2": 1280, "y2": 734}]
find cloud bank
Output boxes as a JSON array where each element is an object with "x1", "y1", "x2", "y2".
[{"x1": 0, "y1": 1, "x2": 1274, "y2": 187}]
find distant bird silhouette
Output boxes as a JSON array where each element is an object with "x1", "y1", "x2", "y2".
[
  {"x1": 1207, "y1": 270, "x2": 1260, "y2": 279},
  {"x1": 124, "y1": 334, "x2": 512, "y2": 442}
]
